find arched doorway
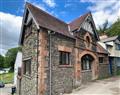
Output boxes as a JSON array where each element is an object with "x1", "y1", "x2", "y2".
[
  {"x1": 78, "y1": 51, "x2": 98, "y2": 83},
  {"x1": 81, "y1": 54, "x2": 94, "y2": 82},
  {"x1": 81, "y1": 54, "x2": 94, "y2": 71}
]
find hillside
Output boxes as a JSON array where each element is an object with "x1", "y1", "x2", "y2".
[{"x1": 107, "y1": 19, "x2": 120, "y2": 36}]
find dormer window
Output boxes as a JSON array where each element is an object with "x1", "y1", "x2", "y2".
[{"x1": 116, "y1": 44, "x2": 120, "y2": 50}]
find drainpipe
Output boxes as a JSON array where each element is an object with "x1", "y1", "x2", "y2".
[
  {"x1": 48, "y1": 30, "x2": 55, "y2": 95},
  {"x1": 37, "y1": 29, "x2": 40, "y2": 95}
]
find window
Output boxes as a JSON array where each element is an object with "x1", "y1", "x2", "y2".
[
  {"x1": 59, "y1": 51, "x2": 70, "y2": 65},
  {"x1": 116, "y1": 44, "x2": 120, "y2": 50},
  {"x1": 23, "y1": 59, "x2": 31, "y2": 75},
  {"x1": 82, "y1": 60, "x2": 91, "y2": 70},
  {"x1": 106, "y1": 45, "x2": 112, "y2": 52},
  {"x1": 99, "y1": 57, "x2": 104, "y2": 64},
  {"x1": 86, "y1": 36, "x2": 90, "y2": 47},
  {"x1": 84, "y1": 34, "x2": 92, "y2": 49},
  {"x1": 81, "y1": 55, "x2": 93, "y2": 70}
]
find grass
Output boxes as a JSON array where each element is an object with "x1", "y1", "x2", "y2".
[
  {"x1": 0, "y1": 72, "x2": 14, "y2": 84},
  {"x1": 117, "y1": 70, "x2": 120, "y2": 75}
]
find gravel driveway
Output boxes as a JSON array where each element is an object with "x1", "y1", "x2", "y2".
[{"x1": 64, "y1": 76, "x2": 120, "y2": 95}]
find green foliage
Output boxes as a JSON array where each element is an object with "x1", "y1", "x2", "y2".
[
  {"x1": 97, "y1": 20, "x2": 108, "y2": 36},
  {"x1": 0, "y1": 55, "x2": 4, "y2": 67},
  {"x1": 106, "y1": 18, "x2": 120, "y2": 36},
  {"x1": 0, "y1": 72, "x2": 14, "y2": 84},
  {"x1": 97, "y1": 18, "x2": 120, "y2": 37},
  {"x1": 4, "y1": 47, "x2": 21, "y2": 70},
  {"x1": 0, "y1": 47, "x2": 21, "y2": 69}
]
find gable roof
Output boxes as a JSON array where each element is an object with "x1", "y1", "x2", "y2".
[
  {"x1": 25, "y1": 3, "x2": 98, "y2": 37},
  {"x1": 101, "y1": 36, "x2": 120, "y2": 42},
  {"x1": 69, "y1": 12, "x2": 90, "y2": 32},
  {"x1": 26, "y1": 2, "x2": 73, "y2": 38},
  {"x1": 20, "y1": 2, "x2": 99, "y2": 44}
]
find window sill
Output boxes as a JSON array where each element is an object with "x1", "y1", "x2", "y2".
[
  {"x1": 23, "y1": 74, "x2": 31, "y2": 79},
  {"x1": 58, "y1": 65, "x2": 73, "y2": 68},
  {"x1": 99, "y1": 63, "x2": 108, "y2": 65}
]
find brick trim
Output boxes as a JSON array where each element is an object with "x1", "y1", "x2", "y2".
[{"x1": 58, "y1": 45, "x2": 72, "y2": 52}]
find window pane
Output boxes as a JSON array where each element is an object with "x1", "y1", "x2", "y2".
[
  {"x1": 59, "y1": 51, "x2": 62, "y2": 65},
  {"x1": 81, "y1": 55, "x2": 93, "y2": 70},
  {"x1": 59, "y1": 51, "x2": 70, "y2": 65},
  {"x1": 99, "y1": 57, "x2": 103, "y2": 63},
  {"x1": 23, "y1": 59, "x2": 31, "y2": 75}
]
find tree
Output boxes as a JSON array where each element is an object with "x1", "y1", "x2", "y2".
[
  {"x1": 106, "y1": 18, "x2": 120, "y2": 36},
  {"x1": 0, "y1": 55, "x2": 4, "y2": 68},
  {"x1": 4, "y1": 47, "x2": 21, "y2": 70},
  {"x1": 97, "y1": 20, "x2": 109, "y2": 36}
]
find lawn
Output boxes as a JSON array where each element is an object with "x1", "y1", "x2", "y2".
[
  {"x1": 0, "y1": 72, "x2": 14, "y2": 84},
  {"x1": 117, "y1": 69, "x2": 120, "y2": 75}
]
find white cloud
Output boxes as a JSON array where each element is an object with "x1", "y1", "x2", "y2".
[
  {"x1": 0, "y1": 12, "x2": 22, "y2": 55},
  {"x1": 80, "y1": 0, "x2": 120, "y2": 28},
  {"x1": 34, "y1": 3, "x2": 47, "y2": 11},
  {"x1": 43, "y1": 0, "x2": 56, "y2": 8}
]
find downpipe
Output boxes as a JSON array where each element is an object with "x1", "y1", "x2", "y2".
[
  {"x1": 37, "y1": 29, "x2": 40, "y2": 95},
  {"x1": 48, "y1": 30, "x2": 55, "y2": 95}
]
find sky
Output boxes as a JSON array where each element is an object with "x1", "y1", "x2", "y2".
[{"x1": 0, "y1": 0, "x2": 120, "y2": 55}]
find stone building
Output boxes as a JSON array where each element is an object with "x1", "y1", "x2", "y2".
[{"x1": 18, "y1": 2, "x2": 110, "y2": 95}]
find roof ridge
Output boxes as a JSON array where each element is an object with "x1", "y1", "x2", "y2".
[
  {"x1": 68, "y1": 12, "x2": 91, "y2": 24},
  {"x1": 26, "y1": 2, "x2": 91, "y2": 27},
  {"x1": 26, "y1": 2, "x2": 67, "y2": 25}
]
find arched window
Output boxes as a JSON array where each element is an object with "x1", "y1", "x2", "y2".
[
  {"x1": 84, "y1": 33, "x2": 92, "y2": 49},
  {"x1": 81, "y1": 54, "x2": 94, "y2": 70},
  {"x1": 86, "y1": 36, "x2": 90, "y2": 47}
]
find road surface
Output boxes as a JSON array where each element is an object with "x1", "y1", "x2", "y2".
[
  {"x1": 64, "y1": 76, "x2": 120, "y2": 95},
  {"x1": 0, "y1": 84, "x2": 13, "y2": 95}
]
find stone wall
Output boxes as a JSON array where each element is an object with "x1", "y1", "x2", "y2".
[
  {"x1": 19, "y1": 22, "x2": 38, "y2": 95},
  {"x1": 75, "y1": 29, "x2": 97, "y2": 52},
  {"x1": 50, "y1": 33, "x2": 75, "y2": 95},
  {"x1": 98, "y1": 54, "x2": 110, "y2": 78},
  {"x1": 81, "y1": 70, "x2": 92, "y2": 83},
  {"x1": 99, "y1": 64, "x2": 110, "y2": 78}
]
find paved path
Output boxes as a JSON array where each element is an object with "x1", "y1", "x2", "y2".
[
  {"x1": 64, "y1": 76, "x2": 120, "y2": 95},
  {"x1": 0, "y1": 84, "x2": 13, "y2": 95}
]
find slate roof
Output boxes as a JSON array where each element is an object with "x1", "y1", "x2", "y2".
[
  {"x1": 96, "y1": 43, "x2": 109, "y2": 54},
  {"x1": 26, "y1": 3, "x2": 75, "y2": 38},
  {"x1": 26, "y1": 2, "x2": 90, "y2": 38},
  {"x1": 69, "y1": 13, "x2": 90, "y2": 32},
  {"x1": 101, "y1": 36, "x2": 119, "y2": 42}
]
